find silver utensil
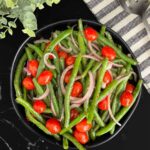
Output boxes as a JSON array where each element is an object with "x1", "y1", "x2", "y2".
[{"x1": 118, "y1": 0, "x2": 150, "y2": 39}]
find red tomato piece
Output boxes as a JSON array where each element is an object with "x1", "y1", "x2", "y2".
[
  {"x1": 101, "y1": 46, "x2": 116, "y2": 61},
  {"x1": 58, "y1": 51, "x2": 68, "y2": 59},
  {"x1": 64, "y1": 70, "x2": 72, "y2": 84},
  {"x1": 28, "y1": 60, "x2": 39, "y2": 77},
  {"x1": 84, "y1": 27, "x2": 98, "y2": 41},
  {"x1": 33, "y1": 100, "x2": 46, "y2": 114},
  {"x1": 22, "y1": 77, "x2": 35, "y2": 90},
  {"x1": 120, "y1": 91, "x2": 134, "y2": 107},
  {"x1": 103, "y1": 71, "x2": 112, "y2": 86},
  {"x1": 38, "y1": 70, "x2": 53, "y2": 85},
  {"x1": 70, "y1": 108, "x2": 79, "y2": 121},
  {"x1": 65, "y1": 55, "x2": 76, "y2": 66},
  {"x1": 125, "y1": 83, "x2": 135, "y2": 93},
  {"x1": 71, "y1": 81, "x2": 83, "y2": 97},
  {"x1": 76, "y1": 118, "x2": 92, "y2": 132},
  {"x1": 46, "y1": 118, "x2": 61, "y2": 134},
  {"x1": 73, "y1": 130, "x2": 89, "y2": 144},
  {"x1": 98, "y1": 96, "x2": 109, "y2": 110}
]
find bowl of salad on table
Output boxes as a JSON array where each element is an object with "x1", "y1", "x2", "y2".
[{"x1": 10, "y1": 19, "x2": 142, "y2": 150}]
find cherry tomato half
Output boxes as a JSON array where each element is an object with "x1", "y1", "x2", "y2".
[
  {"x1": 101, "y1": 46, "x2": 116, "y2": 61},
  {"x1": 22, "y1": 77, "x2": 35, "y2": 90},
  {"x1": 98, "y1": 96, "x2": 109, "y2": 110},
  {"x1": 58, "y1": 51, "x2": 68, "y2": 59},
  {"x1": 65, "y1": 55, "x2": 76, "y2": 66},
  {"x1": 70, "y1": 108, "x2": 79, "y2": 121},
  {"x1": 28, "y1": 60, "x2": 39, "y2": 77},
  {"x1": 120, "y1": 91, "x2": 133, "y2": 107},
  {"x1": 76, "y1": 118, "x2": 92, "y2": 132},
  {"x1": 38, "y1": 70, "x2": 53, "y2": 85},
  {"x1": 84, "y1": 27, "x2": 98, "y2": 41},
  {"x1": 71, "y1": 81, "x2": 83, "y2": 97},
  {"x1": 103, "y1": 71, "x2": 112, "y2": 86},
  {"x1": 33, "y1": 100, "x2": 46, "y2": 114},
  {"x1": 64, "y1": 70, "x2": 72, "y2": 84},
  {"x1": 125, "y1": 83, "x2": 135, "y2": 93},
  {"x1": 73, "y1": 130, "x2": 89, "y2": 144},
  {"x1": 46, "y1": 118, "x2": 61, "y2": 134}
]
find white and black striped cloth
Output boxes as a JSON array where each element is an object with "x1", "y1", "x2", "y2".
[{"x1": 84, "y1": 0, "x2": 150, "y2": 93}]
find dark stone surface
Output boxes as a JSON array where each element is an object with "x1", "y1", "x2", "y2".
[{"x1": 0, "y1": 0, "x2": 150, "y2": 150}]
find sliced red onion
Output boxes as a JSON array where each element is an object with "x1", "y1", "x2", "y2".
[
  {"x1": 102, "y1": 82, "x2": 106, "y2": 89},
  {"x1": 50, "y1": 99, "x2": 57, "y2": 117},
  {"x1": 70, "y1": 103, "x2": 81, "y2": 109},
  {"x1": 88, "y1": 41, "x2": 103, "y2": 60},
  {"x1": 60, "y1": 65, "x2": 74, "y2": 94},
  {"x1": 58, "y1": 43, "x2": 72, "y2": 52},
  {"x1": 108, "y1": 95, "x2": 121, "y2": 126},
  {"x1": 33, "y1": 86, "x2": 50, "y2": 100},
  {"x1": 70, "y1": 33, "x2": 78, "y2": 48},
  {"x1": 59, "y1": 108, "x2": 64, "y2": 122},
  {"x1": 91, "y1": 43, "x2": 100, "y2": 51},
  {"x1": 111, "y1": 62, "x2": 124, "y2": 68},
  {"x1": 23, "y1": 67, "x2": 31, "y2": 76},
  {"x1": 70, "y1": 72, "x2": 95, "y2": 104},
  {"x1": 34, "y1": 38, "x2": 50, "y2": 44},
  {"x1": 44, "y1": 53, "x2": 56, "y2": 69}
]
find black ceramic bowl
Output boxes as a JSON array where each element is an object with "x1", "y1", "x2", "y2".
[{"x1": 10, "y1": 19, "x2": 142, "y2": 149}]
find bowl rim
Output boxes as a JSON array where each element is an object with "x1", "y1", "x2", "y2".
[{"x1": 10, "y1": 19, "x2": 142, "y2": 149}]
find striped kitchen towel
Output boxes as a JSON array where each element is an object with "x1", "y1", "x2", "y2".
[{"x1": 84, "y1": 0, "x2": 150, "y2": 93}]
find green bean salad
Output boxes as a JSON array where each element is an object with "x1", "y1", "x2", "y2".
[{"x1": 14, "y1": 19, "x2": 142, "y2": 150}]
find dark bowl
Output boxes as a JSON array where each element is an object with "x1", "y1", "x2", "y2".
[{"x1": 10, "y1": 19, "x2": 142, "y2": 149}]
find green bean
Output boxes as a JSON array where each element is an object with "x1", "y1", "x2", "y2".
[
  {"x1": 53, "y1": 50, "x2": 60, "y2": 74},
  {"x1": 32, "y1": 78, "x2": 44, "y2": 95},
  {"x1": 16, "y1": 97, "x2": 45, "y2": 124},
  {"x1": 91, "y1": 62, "x2": 101, "y2": 73},
  {"x1": 100, "y1": 25, "x2": 106, "y2": 36},
  {"x1": 82, "y1": 60, "x2": 95, "y2": 78},
  {"x1": 26, "y1": 111, "x2": 61, "y2": 141},
  {"x1": 43, "y1": 108, "x2": 51, "y2": 114},
  {"x1": 87, "y1": 58, "x2": 108, "y2": 123},
  {"x1": 90, "y1": 128, "x2": 96, "y2": 141},
  {"x1": 45, "y1": 29, "x2": 72, "y2": 52},
  {"x1": 105, "y1": 31, "x2": 114, "y2": 43},
  {"x1": 96, "y1": 80, "x2": 142, "y2": 136},
  {"x1": 41, "y1": 43, "x2": 46, "y2": 51},
  {"x1": 25, "y1": 47, "x2": 33, "y2": 60},
  {"x1": 28, "y1": 44, "x2": 43, "y2": 57},
  {"x1": 64, "y1": 54, "x2": 82, "y2": 127},
  {"x1": 78, "y1": 19, "x2": 85, "y2": 39},
  {"x1": 60, "y1": 113, "x2": 85, "y2": 135},
  {"x1": 57, "y1": 75, "x2": 64, "y2": 118},
  {"x1": 14, "y1": 54, "x2": 27, "y2": 97},
  {"x1": 48, "y1": 83, "x2": 59, "y2": 117},
  {"x1": 63, "y1": 137, "x2": 69, "y2": 150},
  {"x1": 78, "y1": 32, "x2": 86, "y2": 66},
  {"x1": 36, "y1": 57, "x2": 45, "y2": 78},
  {"x1": 94, "y1": 110, "x2": 105, "y2": 127},
  {"x1": 68, "y1": 38, "x2": 79, "y2": 54},
  {"x1": 60, "y1": 58, "x2": 65, "y2": 72},
  {"x1": 102, "y1": 111, "x2": 109, "y2": 121},
  {"x1": 98, "y1": 35, "x2": 137, "y2": 65},
  {"x1": 23, "y1": 87, "x2": 27, "y2": 101},
  {"x1": 63, "y1": 133, "x2": 85, "y2": 150}
]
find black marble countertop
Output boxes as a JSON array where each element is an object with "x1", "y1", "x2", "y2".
[{"x1": 0, "y1": 0, "x2": 150, "y2": 150}]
